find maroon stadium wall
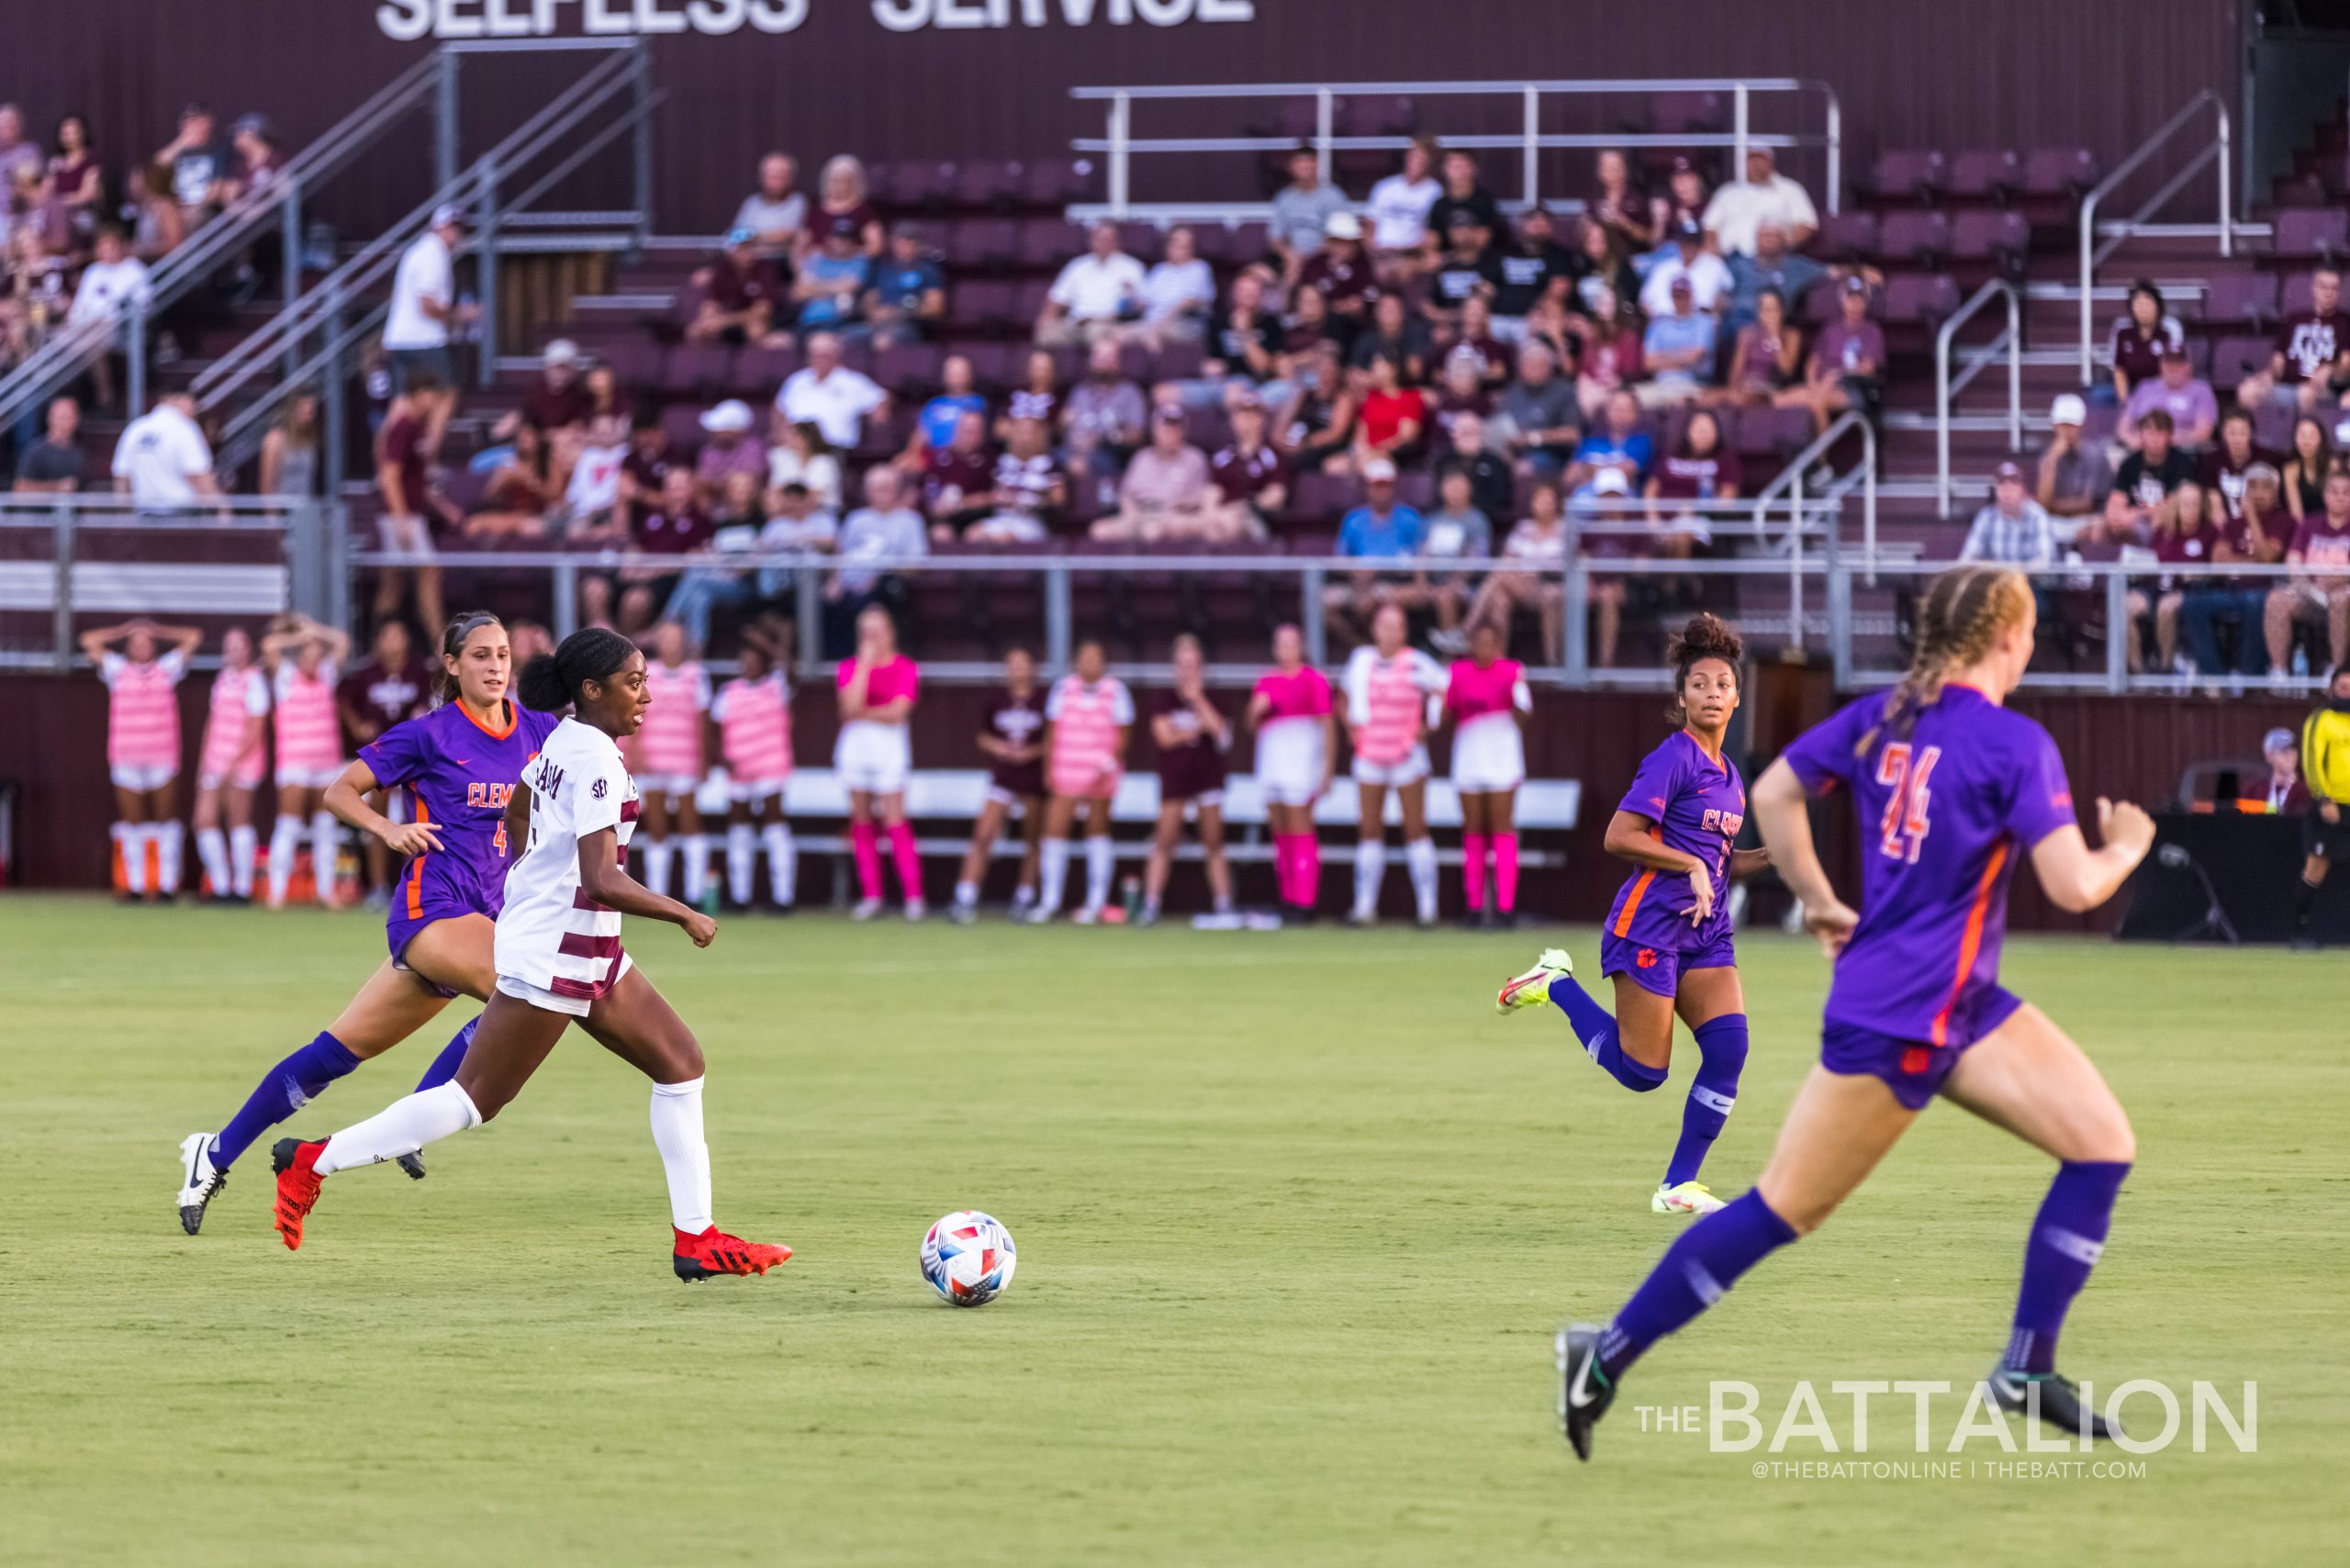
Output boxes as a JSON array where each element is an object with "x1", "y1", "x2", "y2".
[
  {"x1": 10, "y1": 0, "x2": 2242, "y2": 237},
  {"x1": 1, "y1": 666, "x2": 2301, "y2": 934}
]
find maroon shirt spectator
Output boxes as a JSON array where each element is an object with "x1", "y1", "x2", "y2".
[
  {"x1": 375, "y1": 402, "x2": 442, "y2": 528},
  {"x1": 2107, "y1": 283, "x2": 2184, "y2": 397},
  {"x1": 337, "y1": 652, "x2": 428, "y2": 748},
  {"x1": 1652, "y1": 445, "x2": 1745, "y2": 501},
  {"x1": 1153, "y1": 687, "x2": 1228, "y2": 801},
  {"x1": 520, "y1": 355, "x2": 593, "y2": 434},
  {"x1": 2199, "y1": 412, "x2": 2276, "y2": 524},
  {"x1": 1296, "y1": 220, "x2": 1380, "y2": 318},
  {"x1": 2266, "y1": 267, "x2": 2350, "y2": 398},
  {"x1": 1210, "y1": 440, "x2": 1288, "y2": 507},
  {"x1": 634, "y1": 495, "x2": 714, "y2": 554},
  {"x1": 923, "y1": 443, "x2": 994, "y2": 521},
  {"x1": 688, "y1": 233, "x2": 784, "y2": 344}
]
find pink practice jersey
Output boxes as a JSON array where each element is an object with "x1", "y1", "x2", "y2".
[
  {"x1": 198, "y1": 665, "x2": 271, "y2": 784},
  {"x1": 636, "y1": 659, "x2": 712, "y2": 778},
  {"x1": 836, "y1": 653, "x2": 920, "y2": 711},
  {"x1": 1253, "y1": 665, "x2": 1333, "y2": 733},
  {"x1": 1344, "y1": 646, "x2": 1443, "y2": 767},
  {"x1": 273, "y1": 660, "x2": 342, "y2": 775},
  {"x1": 101, "y1": 650, "x2": 187, "y2": 771},
  {"x1": 1046, "y1": 674, "x2": 1135, "y2": 794},
  {"x1": 1445, "y1": 655, "x2": 1527, "y2": 724},
  {"x1": 713, "y1": 671, "x2": 793, "y2": 784}
]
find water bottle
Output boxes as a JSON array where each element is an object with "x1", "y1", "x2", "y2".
[{"x1": 1120, "y1": 875, "x2": 1141, "y2": 923}]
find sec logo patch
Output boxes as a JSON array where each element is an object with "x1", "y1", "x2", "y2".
[{"x1": 592, "y1": 778, "x2": 608, "y2": 799}]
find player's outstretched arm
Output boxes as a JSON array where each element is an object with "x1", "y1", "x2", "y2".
[
  {"x1": 576, "y1": 824, "x2": 717, "y2": 946},
  {"x1": 1751, "y1": 757, "x2": 1858, "y2": 952},
  {"x1": 324, "y1": 757, "x2": 441, "y2": 857},
  {"x1": 2027, "y1": 798, "x2": 2154, "y2": 913}
]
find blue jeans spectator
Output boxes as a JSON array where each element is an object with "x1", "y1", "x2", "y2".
[
  {"x1": 2180, "y1": 585, "x2": 2268, "y2": 676},
  {"x1": 664, "y1": 566, "x2": 761, "y2": 647}
]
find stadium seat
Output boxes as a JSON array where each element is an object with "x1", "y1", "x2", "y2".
[
  {"x1": 2205, "y1": 273, "x2": 2280, "y2": 330},
  {"x1": 2210, "y1": 334, "x2": 2272, "y2": 393},
  {"x1": 659, "y1": 404, "x2": 706, "y2": 452},
  {"x1": 2271, "y1": 208, "x2": 2347, "y2": 262},
  {"x1": 1810, "y1": 211, "x2": 1879, "y2": 264},
  {"x1": 659, "y1": 343, "x2": 734, "y2": 397},
  {"x1": 1735, "y1": 407, "x2": 1817, "y2": 458},
  {"x1": 1114, "y1": 221, "x2": 1162, "y2": 262},
  {"x1": 948, "y1": 218, "x2": 1018, "y2": 273},
  {"x1": 1198, "y1": 221, "x2": 1270, "y2": 269},
  {"x1": 1944, "y1": 148, "x2": 2020, "y2": 204},
  {"x1": 1646, "y1": 91, "x2": 1728, "y2": 137},
  {"x1": 734, "y1": 343, "x2": 798, "y2": 393},
  {"x1": 1010, "y1": 280, "x2": 1054, "y2": 332},
  {"x1": 952, "y1": 160, "x2": 1024, "y2": 211},
  {"x1": 1950, "y1": 209, "x2": 2030, "y2": 274},
  {"x1": 1016, "y1": 218, "x2": 1086, "y2": 272},
  {"x1": 1878, "y1": 210, "x2": 1952, "y2": 266},
  {"x1": 1865, "y1": 148, "x2": 1946, "y2": 203},
  {"x1": 964, "y1": 342, "x2": 1026, "y2": 391},
  {"x1": 1289, "y1": 470, "x2": 1360, "y2": 524},
  {"x1": 1883, "y1": 273, "x2": 1961, "y2": 326},
  {"x1": 1147, "y1": 339, "x2": 1205, "y2": 383},
  {"x1": 873, "y1": 342, "x2": 944, "y2": 397},
  {"x1": 1020, "y1": 157, "x2": 1098, "y2": 207},
  {"x1": 2021, "y1": 146, "x2": 2100, "y2": 198},
  {"x1": 2254, "y1": 401, "x2": 2297, "y2": 453},
  {"x1": 881, "y1": 160, "x2": 956, "y2": 211},
  {"x1": 1336, "y1": 95, "x2": 1416, "y2": 138},
  {"x1": 596, "y1": 339, "x2": 665, "y2": 391},
  {"x1": 948, "y1": 279, "x2": 1018, "y2": 336}
]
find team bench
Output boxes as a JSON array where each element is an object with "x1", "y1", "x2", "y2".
[{"x1": 704, "y1": 769, "x2": 1581, "y2": 892}]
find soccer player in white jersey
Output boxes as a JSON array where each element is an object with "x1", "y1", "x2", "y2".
[{"x1": 269, "y1": 629, "x2": 792, "y2": 1282}]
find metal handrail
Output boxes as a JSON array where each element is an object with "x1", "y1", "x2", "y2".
[
  {"x1": 2077, "y1": 90, "x2": 2232, "y2": 382},
  {"x1": 1072, "y1": 76, "x2": 1841, "y2": 221},
  {"x1": 1747, "y1": 409, "x2": 1875, "y2": 630},
  {"x1": 1936, "y1": 279, "x2": 2024, "y2": 516},
  {"x1": 0, "y1": 51, "x2": 444, "y2": 432}
]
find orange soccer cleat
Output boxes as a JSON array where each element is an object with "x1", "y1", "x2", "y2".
[
  {"x1": 672, "y1": 1225, "x2": 793, "y2": 1282},
  {"x1": 270, "y1": 1138, "x2": 326, "y2": 1250}
]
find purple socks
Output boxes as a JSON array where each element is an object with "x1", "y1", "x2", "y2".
[
  {"x1": 1663, "y1": 1014, "x2": 1748, "y2": 1188},
  {"x1": 209, "y1": 1031, "x2": 361, "y2": 1170},
  {"x1": 415, "y1": 1015, "x2": 479, "y2": 1092},
  {"x1": 1600, "y1": 1190, "x2": 1797, "y2": 1381},
  {"x1": 1549, "y1": 976, "x2": 1668, "y2": 1093},
  {"x1": 2005, "y1": 1160, "x2": 2130, "y2": 1374}
]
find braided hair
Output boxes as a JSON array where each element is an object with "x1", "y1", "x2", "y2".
[
  {"x1": 518, "y1": 627, "x2": 638, "y2": 715},
  {"x1": 1664, "y1": 612, "x2": 1744, "y2": 728},
  {"x1": 431, "y1": 610, "x2": 505, "y2": 707},
  {"x1": 1858, "y1": 566, "x2": 2032, "y2": 757}
]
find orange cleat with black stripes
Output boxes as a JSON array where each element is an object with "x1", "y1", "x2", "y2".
[
  {"x1": 270, "y1": 1138, "x2": 326, "y2": 1251},
  {"x1": 672, "y1": 1225, "x2": 792, "y2": 1282}
]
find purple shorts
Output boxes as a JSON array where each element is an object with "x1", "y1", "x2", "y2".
[
  {"x1": 1818, "y1": 985, "x2": 2025, "y2": 1110},
  {"x1": 1599, "y1": 928, "x2": 1738, "y2": 998},
  {"x1": 386, "y1": 899, "x2": 490, "y2": 1001}
]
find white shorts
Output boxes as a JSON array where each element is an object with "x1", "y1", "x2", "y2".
[
  {"x1": 835, "y1": 721, "x2": 912, "y2": 795},
  {"x1": 1451, "y1": 720, "x2": 1526, "y2": 794},
  {"x1": 376, "y1": 512, "x2": 439, "y2": 561},
  {"x1": 1256, "y1": 722, "x2": 1326, "y2": 807},
  {"x1": 730, "y1": 776, "x2": 789, "y2": 805},
  {"x1": 1167, "y1": 790, "x2": 1225, "y2": 815},
  {"x1": 196, "y1": 766, "x2": 266, "y2": 792},
  {"x1": 497, "y1": 954, "x2": 633, "y2": 1019},
  {"x1": 275, "y1": 764, "x2": 345, "y2": 791},
  {"x1": 1352, "y1": 745, "x2": 1431, "y2": 789},
  {"x1": 984, "y1": 783, "x2": 1038, "y2": 810},
  {"x1": 110, "y1": 762, "x2": 177, "y2": 793},
  {"x1": 634, "y1": 772, "x2": 701, "y2": 800}
]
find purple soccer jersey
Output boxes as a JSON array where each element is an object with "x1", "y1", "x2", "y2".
[
  {"x1": 1603, "y1": 730, "x2": 1748, "y2": 952},
  {"x1": 1781, "y1": 683, "x2": 2077, "y2": 1047},
  {"x1": 360, "y1": 700, "x2": 564, "y2": 933}
]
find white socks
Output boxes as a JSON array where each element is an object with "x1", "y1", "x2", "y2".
[
  {"x1": 648, "y1": 1077, "x2": 713, "y2": 1235},
  {"x1": 267, "y1": 814, "x2": 303, "y2": 905},
  {"x1": 642, "y1": 838, "x2": 674, "y2": 898},
  {"x1": 726, "y1": 823, "x2": 755, "y2": 902},
  {"x1": 156, "y1": 821, "x2": 184, "y2": 896},
  {"x1": 679, "y1": 834, "x2": 709, "y2": 906},
  {"x1": 762, "y1": 823, "x2": 795, "y2": 905},
  {"x1": 309, "y1": 812, "x2": 338, "y2": 905},
  {"x1": 197, "y1": 826, "x2": 230, "y2": 898},
  {"x1": 315, "y1": 1081, "x2": 483, "y2": 1176},
  {"x1": 1405, "y1": 836, "x2": 1438, "y2": 924},
  {"x1": 230, "y1": 824, "x2": 257, "y2": 898},
  {"x1": 1353, "y1": 837, "x2": 1388, "y2": 920},
  {"x1": 1038, "y1": 837, "x2": 1071, "y2": 913},
  {"x1": 114, "y1": 823, "x2": 146, "y2": 897},
  {"x1": 1083, "y1": 834, "x2": 1114, "y2": 913}
]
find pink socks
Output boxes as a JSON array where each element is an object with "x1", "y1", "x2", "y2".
[
  {"x1": 1494, "y1": 832, "x2": 1521, "y2": 914},
  {"x1": 886, "y1": 820, "x2": 923, "y2": 902},
  {"x1": 1460, "y1": 831, "x2": 1490, "y2": 913},
  {"x1": 850, "y1": 820, "x2": 883, "y2": 902}
]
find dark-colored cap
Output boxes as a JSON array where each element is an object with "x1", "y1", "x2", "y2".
[
  {"x1": 230, "y1": 113, "x2": 271, "y2": 139},
  {"x1": 1994, "y1": 459, "x2": 2024, "y2": 483},
  {"x1": 1674, "y1": 215, "x2": 1703, "y2": 241},
  {"x1": 2158, "y1": 340, "x2": 2192, "y2": 359},
  {"x1": 1842, "y1": 274, "x2": 1869, "y2": 295},
  {"x1": 824, "y1": 212, "x2": 862, "y2": 241}
]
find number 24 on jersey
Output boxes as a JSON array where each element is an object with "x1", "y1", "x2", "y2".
[{"x1": 1875, "y1": 742, "x2": 1940, "y2": 863}]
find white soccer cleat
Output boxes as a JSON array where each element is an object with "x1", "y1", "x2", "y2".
[
  {"x1": 904, "y1": 897, "x2": 928, "y2": 923},
  {"x1": 1496, "y1": 947, "x2": 1573, "y2": 1015},
  {"x1": 851, "y1": 897, "x2": 884, "y2": 922},
  {"x1": 1652, "y1": 1181, "x2": 1727, "y2": 1215},
  {"x1": 1070, "y1": 904, "x2": 1102, "y2": 926},
  {"x1": 177, "y1": 1133, "x2": 227, "y2": 1236}
]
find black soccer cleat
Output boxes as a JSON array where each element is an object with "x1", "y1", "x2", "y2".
[
  {"x1": 1557, "y1": 1324, "x2": 1619, "y2": 1462},
  {"x1": 395, "y1": 1151, "x2": 427, "y2": 1181},
  {"x1": 1987, "y1": 1365, "x2": 2123, "y2": 1441},
  {"x1": 176, "y1": 1133, "x2": 228, "y2": 1236}
]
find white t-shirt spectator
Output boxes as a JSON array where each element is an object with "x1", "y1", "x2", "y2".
[
  {"x1": 112, "y1": 404, "x2": 213, "y2": 507},
  {"x1": 1701, "y1": 174, "x2": 1819, "y2": 257},
  {"x1": 67, "y1": 256, "x2": 155, "y2": 328},
  {"x1": 767, "y1": 446, "x2": 845, "y2": 511},
  {"x1": 384, "y1": 230, "x2": 453, "y2": 351},
  {"x1": 1639, "y1": 249, "x2": 1734, "y2": 317},
  {"x1": 565, "y1": 443, "x2": 626, "y2": 514},
  {"x1": 1366, "y1": 173, "x2": 1441, "y2": 251},
  {"x1": 732, "y1": 190, "x2": 806, "y2": 245},
  {"x1": 1141, "y1": 257, "x2": 1215, "y2": 326},
  {"x1": 1047, "y1": 251, "x2": 1147, "y2": 323},
  {"x1": 774, "y1": 366, "x2": 886, "y2": 449},
  {"x1": 757, "y1": 508, "x2": 839, "y2": 552},
  {"x1": 834, "y1": 505, "x2": 927, "y2": 593}
]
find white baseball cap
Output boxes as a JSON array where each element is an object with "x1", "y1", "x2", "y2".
[
  {"x1": 2049, "y1": 393, "x2": 2087, "y2": 426},
  {"x1": 543, "y1": 338, "x2": 581, "y2": 367},
  {"x1": 1593, "y1": 467, "x2": 1631, "y2": 496},
  {"x1": 1323, "y1": 211, "x2": 1363, "y2": 241},
  {"x1": 699, "y1": 398, "x2": 754, "y2": 433},
  {"x1": 1361, "y1": 456, "x2": 1398, "y2": 482}
]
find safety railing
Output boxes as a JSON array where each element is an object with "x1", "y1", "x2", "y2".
[
  {"x1": 2077, "y1": 90, "x2": 2233, "y2": 383},
  {"x1": 0, "y1": 495, "x2": 334, "y2": 671},
  {"x1": 1746, "y1": 409, "x2": 1875, "y2": 638},
  {"x1": 1935, "y1": 278, "x2": 2024, "y2": 517},
  {"x1": 1068, "y1": 77, "x2": 1841, "y2": 225}
]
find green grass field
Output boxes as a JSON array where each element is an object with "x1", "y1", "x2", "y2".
[{"x1": 1, "y1": 895, "x2": 2339, "y2": 1566}]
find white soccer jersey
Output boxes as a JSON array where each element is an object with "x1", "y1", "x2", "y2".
[{"x1": 496, "y1": 716, "x2": 641, "y2": 1004}]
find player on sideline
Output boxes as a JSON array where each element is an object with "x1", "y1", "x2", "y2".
[
  {"x1": 193, "y1": 625, "x2": 272, "y2": 902},
  {"x1": 262, "y1": 614, "x2": 352, "y2": 909},
  {"x1": 176, "y1": 613, "x2": 560, "y2": 1232},
  {"x1": 84, "y1": 617, "x2": 202, "y2": 902},
  {"x1": 1442, "y1": 621, "x2": 1532, "y2": 929},
  {"x1": 1551, "y1": 567, "x2": 2154, "y2": 1460},
  {"x1": 270, "y1": 629, "x2": 793, "y2": 1283},
  {"x1": 836, "y1": 606, "x2": 924, "y2": 921},
  {"x1": 951, "y1": 647, "x2": 1047, "y2": 923},
  {"x1": 1030, "y1": 639, "x2": 1135, "y2": 924},
  {"x1": 1341, "y1": 604, "x2": 1447, "y2": 927},
  {"x1": 1141, "y1": 633, "x2": 1235, "y2": 925},
  {"x1": 1248, "y1": 623, "x2": 1335, "y2": 921},
  {"x1": 711, "y1": 640, "x2": 796, "y2": 913},
  {"x1": 632, "y1": 620, "x2": 712, "y2": 909},
  {"x1": 1497, "y1": 614, "x2": 1765, "y2": 1215}
]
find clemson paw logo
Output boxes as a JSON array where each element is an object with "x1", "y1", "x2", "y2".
[
  {"x1": 1636, "y1": 948, "x2": 1658, "y2": 969},
  {"x1": 592, "y1": 778, "x2": 608, "y2": 799}
]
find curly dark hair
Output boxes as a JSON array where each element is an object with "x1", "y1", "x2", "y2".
[{"x1": 1665, "y1": 612, "x2": 1745, "y2": 727}]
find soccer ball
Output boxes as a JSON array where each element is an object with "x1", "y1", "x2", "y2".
[{"x1": 921, "y1": 1211, "x2": 1017, "y2": 1306}]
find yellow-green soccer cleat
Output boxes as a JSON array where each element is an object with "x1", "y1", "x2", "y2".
[
  {"x1": 1652, "y1": 1182, "x2": 1728, "y2": 1215},
  {"x1": 1496, "y1": 948, "x2": 1572, "y2": 1015}
]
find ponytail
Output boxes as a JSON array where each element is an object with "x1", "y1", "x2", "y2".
[
  {"x1": 433, "y1": 610, "x2": 504, "y2": 707},
  {"x1": 520, "y1": 626, "x2": 637, "y2": 714},
  {"x1": 1859, "y1": 566, "x2": 2031, "y2": 757}
]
